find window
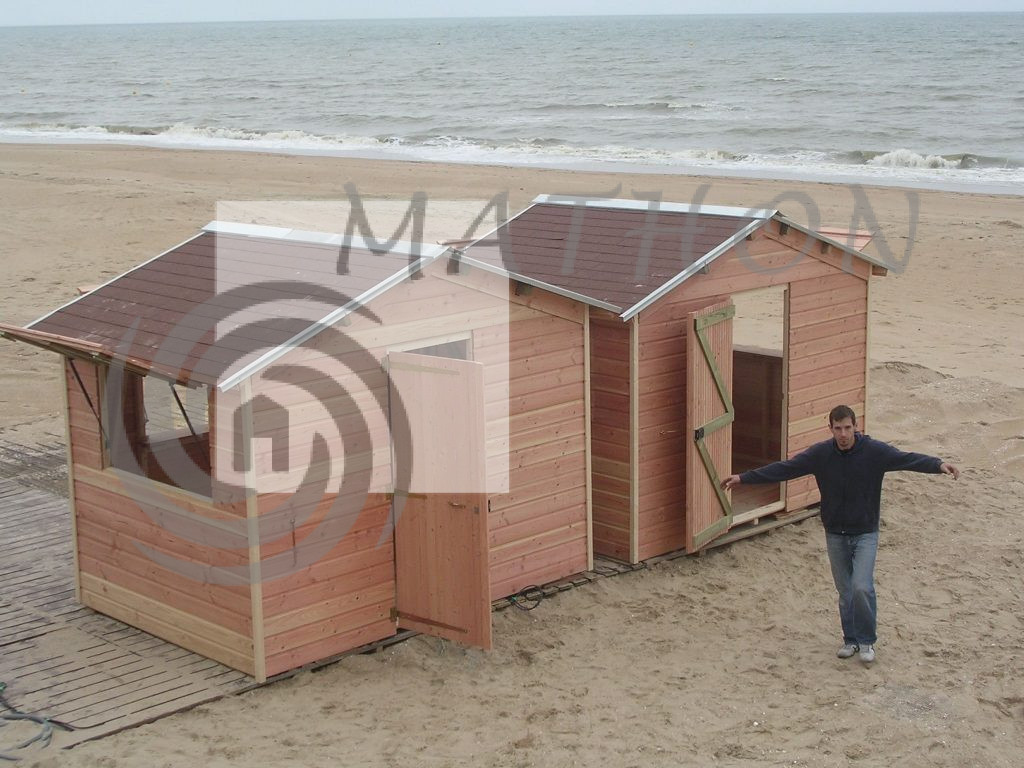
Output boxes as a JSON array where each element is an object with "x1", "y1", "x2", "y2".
[{"x1": 106, "y1": 370, "x2": 212, "y2": 496}]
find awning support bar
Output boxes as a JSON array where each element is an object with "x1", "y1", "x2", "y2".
[
  {"x1": 68, "y1": 358, "x2": 109, "y2": 451},
  {"x1": 169, "y1": 382, "x2": 211, "y2": 469}
]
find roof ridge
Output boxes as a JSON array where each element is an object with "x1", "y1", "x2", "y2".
[
  {"x1": 203, "y1": 221, "x2": 447, "y2": 259},
  {"x1": 531, "y1": 194, "x2": 777, "y2": 220}
]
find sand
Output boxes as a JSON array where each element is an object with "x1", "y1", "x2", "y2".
[{"x1": 0, "y1": 144, "x2": 1021, "y2": 767}]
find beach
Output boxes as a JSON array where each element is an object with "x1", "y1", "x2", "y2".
[{"x1": 1, "y1": 143, "x2": 1022, "y2": 767}]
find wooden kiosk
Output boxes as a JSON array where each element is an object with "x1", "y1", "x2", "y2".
[
  {"x1": 0, "y1": 222, "x2": 591, "y2": 680},
  {"x1": 457, "y1": 196, "x2": 885, "y2": 563}
]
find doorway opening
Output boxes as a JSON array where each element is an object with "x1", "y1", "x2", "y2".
[{"x1": 730, "y1": 285, "x2": 786, "y2": 520}]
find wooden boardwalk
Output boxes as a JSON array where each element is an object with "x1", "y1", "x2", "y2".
[{"x1": 0, "y1": 476, "x2": 256, "y2": 749}]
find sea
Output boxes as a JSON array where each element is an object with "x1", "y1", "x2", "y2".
[{"x1": 1, "y1": 13, "x2": 1022, "y2": 194}]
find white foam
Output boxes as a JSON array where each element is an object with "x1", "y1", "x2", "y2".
[
  {"x1": 1, "y1": 123, "x2": 1021, "y2": 196},
  {"x1": 867, "y1": 149, "x2": 960, "y2": 170}
]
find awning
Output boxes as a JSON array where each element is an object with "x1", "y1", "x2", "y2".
[{"x1": 0, "y1": 323, "x2": 203, "y2": 387}]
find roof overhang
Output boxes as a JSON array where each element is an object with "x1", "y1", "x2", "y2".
[
  {"x1": 773, "y1": 214, "x2": 886, "y2": 274},
  {"x1": 0, "y1": 324, "x2": 201, "y2": 387}
]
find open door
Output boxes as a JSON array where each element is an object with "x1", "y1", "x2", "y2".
[
  {"x1": 388, "y1": 351, "x2": 491, "y2": 649},
  {"x1": 686, "y1": 300, "x2": 735, "y2": 553}
]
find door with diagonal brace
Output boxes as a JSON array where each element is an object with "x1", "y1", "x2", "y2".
[{"x1": 685, "y1": 300, "x2": 735, "y2": 553}]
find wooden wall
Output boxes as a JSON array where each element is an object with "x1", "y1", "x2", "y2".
[
  {"x1": 785, "y1": 271, "x2": 868, "y2": 511},
  {"x1": 65, "y1": 359, "x2": 256, "y2": 675},
  {"x1": 256, "y1": 491, "x2": 395, "y2": 678},
  {"x1": 589, "y1": 316, "x2": 632, "y2": 561},
  {"x1": 633, "y1": 298, "x2": 692, "y2": 561},
  {"x1": 477, "y1": 310, "x2": 588, "y2": 599},
  {"x1": 243, "y1": 262, "x2": 588, "y2": 671}
]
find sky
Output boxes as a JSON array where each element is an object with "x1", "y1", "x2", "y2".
[{"x1": 1, "y1": 0, "x2": 1021, "y2": 27}]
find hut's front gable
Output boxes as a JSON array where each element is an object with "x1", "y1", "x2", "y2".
[{"x1": 458, "y1": 196, "x2": 879, "y2": 563}]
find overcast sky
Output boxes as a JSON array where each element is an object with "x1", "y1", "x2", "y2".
[{"x1": 1, "y1": 0, "x2": 1021, "y2": 27}]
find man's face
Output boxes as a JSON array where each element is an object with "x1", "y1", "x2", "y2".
[{"x1": 830, "y1": 417, "x2": 857, "y2": 450}]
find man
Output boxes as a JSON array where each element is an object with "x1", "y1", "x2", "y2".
[{"x1": 720, "y1": 405, "x2": 960, "y2": 665}]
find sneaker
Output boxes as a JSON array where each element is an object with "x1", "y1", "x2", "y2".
[
  {"x1": 836, "y1": 643, "x2": 859, "y2": 659},
  {"x1": 859, "y1": 644, "x2": 876, "y2": 663}
]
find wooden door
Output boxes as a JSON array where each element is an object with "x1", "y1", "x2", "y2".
[
  {"x1": 685, "y1": 300, "x2": 735, "y2": 553},
  {"x1": 388, "y1": 351, "x2": 491, "y2": 649}
]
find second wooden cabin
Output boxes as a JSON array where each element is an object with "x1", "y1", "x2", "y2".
[{"x1": 457, "y1": 195, "x2": 884, "y2": 563}]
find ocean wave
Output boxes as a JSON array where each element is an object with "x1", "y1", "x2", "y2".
[
  {"x1": 1, "y1": 122, "x2": 1021, "y2": 194},
  {"x1": 846, "y1": 149, "x2": 1021, "y2": 170}
]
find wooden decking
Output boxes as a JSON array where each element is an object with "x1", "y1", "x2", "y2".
[{"x1": 0, "y1": 473, "x2": 256, "y2": 749}]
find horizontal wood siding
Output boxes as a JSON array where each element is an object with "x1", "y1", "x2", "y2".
[
  {"x1": 65, "y1": 359, "x2": 104, "y2": 470},
  {"x1": 481, "y1": 308, "x2": 588, "y2": 600},
  {"x1": 259, "y1": 493, "x2": 396, "y2": 677},
  {"x1": 786, "y1": 272, "x2": 868, "y2": 511},
  {"x1": 248, "y1": 262, "x2": 589, "y2": 669},
  {"x1": 589, "y1": 317, "x2": 632, "y2": 561},
  {"x1": 72, "y1": 465, "x2": 255, "y2": 675}
]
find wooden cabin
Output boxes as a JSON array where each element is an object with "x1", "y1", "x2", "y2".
[
  {"x1": 457, "y1": 195, "x2": 885, "y2": 563},
  {"x1": 0, "y1": 222, "x2": 591, "y2": 681}
]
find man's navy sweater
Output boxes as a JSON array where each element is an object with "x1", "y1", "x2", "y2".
[{"x1": 738, "y1": 433, "x2": 942, "y2": 535}]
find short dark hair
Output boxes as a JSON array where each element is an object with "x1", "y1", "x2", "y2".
[{"x1": 829, "y1": 405, "x2": 857, "y2": 426}]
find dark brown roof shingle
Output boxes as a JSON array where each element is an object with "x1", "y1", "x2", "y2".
[
  {"x1": 28, "y1": 230, "x2": 424, "y2": 386},
  {"x1": 460, "y1": 203, "x2": 759, "y2": 311}
]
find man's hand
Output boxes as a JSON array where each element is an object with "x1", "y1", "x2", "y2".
[
  {"x1": 720, "y1": 474, "x2": 741, "y2": 491},
  {"x1": 940, "y1": 462, "x2": 960, "y2": 480}
]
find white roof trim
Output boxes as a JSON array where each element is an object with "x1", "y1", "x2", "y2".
[
  {"x1": 619, "y1": 218, "x2": 769, "y2": 321},
  {"x1": 452, "y1": 253, "x2": 621, "y2": 314},
  {"x1": 772, "y1": 214, "x2": 886, "y2": 270},
  {"x1": 218, "y1": 248, "x2": 448, "y2": 391},
  {"x1": 27, "y1": 232, "x2": 207, "y2": 330},
  {"x1": 203, "y1": 220, "x2": 448, "y2": 259},
  {"x1": 533, "y1": 194, "x2": 776, "y2": 220}
]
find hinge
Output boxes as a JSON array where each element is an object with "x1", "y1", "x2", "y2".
[{"x1": 694, "y1": 426, "x2": 705, "y2": 442}]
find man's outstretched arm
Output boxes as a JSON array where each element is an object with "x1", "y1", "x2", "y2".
[
  {"x1": 720, "y1": 448, "x2": 818, "y2": 491},
  {"x1": 880, "y1": 443, "x2": 961, "y2": 480}
]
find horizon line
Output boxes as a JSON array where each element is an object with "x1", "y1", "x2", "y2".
[{"x1": 2, "y1": 9, "x2": 1021, "y2": 30}]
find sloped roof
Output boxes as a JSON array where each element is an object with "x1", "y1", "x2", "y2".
[
  {"x1": 456, "y1": 195, "x2": 881, "y2": 319},
  {"x1": 2, "y1": 223, "x2": 445, "y2": 390}
]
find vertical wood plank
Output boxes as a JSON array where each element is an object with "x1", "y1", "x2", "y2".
[
  {"x1": 240, "y1": 379, "x2": 267, "y2": 683},
  {"x1": 61, "y1": 357, "x2": 83, "y2": 602},
  {"x1": 781, "y1": 286, "x2": 791, "y2": 507},
  {"x1": 629, "y1": 316, "x2": 640, "y2": 564},
  {"x1": 583, "y1": 308, "x2": 594, "y2": 572}
]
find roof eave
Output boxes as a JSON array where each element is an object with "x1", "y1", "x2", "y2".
[{"x1": 772, "y1": 214, "x2": 886, "y2": 271}]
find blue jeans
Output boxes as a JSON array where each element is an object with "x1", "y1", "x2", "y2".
[{"x1": 825, "y1": 531, "x2": 879, "y2": 647}]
